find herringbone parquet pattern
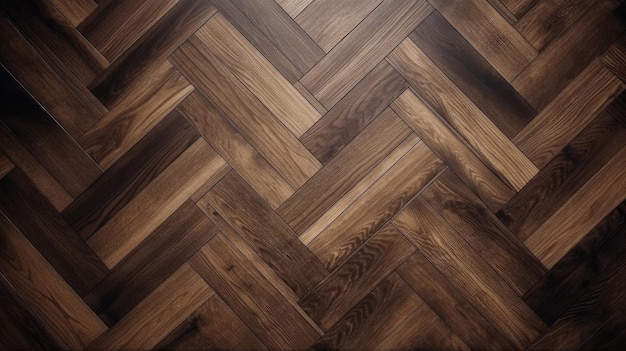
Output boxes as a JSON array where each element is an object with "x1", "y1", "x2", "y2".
[{"x1": 1, "y1": 0, "x2": 626, "y2": 349}]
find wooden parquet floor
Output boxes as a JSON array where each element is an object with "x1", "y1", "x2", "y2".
[{"x1": 1, "y1": 0, "x2": 626, "y2": 349}]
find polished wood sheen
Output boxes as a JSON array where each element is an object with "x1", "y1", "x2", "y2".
[{"x1": 1, "y1": 0, "x2": 625, "y2": 349}]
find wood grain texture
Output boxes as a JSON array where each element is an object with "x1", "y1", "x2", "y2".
[
  {"x1": 301, "y1": 0, "x2": 432, "y2": 109},
  {"x1": 603, "y1": 34, "x2": 626, "y2": 82},
  {"x1": 49, "y1": 0, "x2": 96, "y2": 27},
  {"x1": 0, "y1": 150, "x2": 13, "y2": 180},
  {"x1": 389, "y1": 39, "x2": 538, "y2": 191},
  {"x1": 276, "y1": 0, "x2": 312, "y2": 17},
  {"x1": 501, "y1": 0, "x2": 539, "y2": 17}
]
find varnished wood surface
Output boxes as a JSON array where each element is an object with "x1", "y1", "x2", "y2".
[{"x1": 1, "y1": 0, "x2": 625, "y2": 349}]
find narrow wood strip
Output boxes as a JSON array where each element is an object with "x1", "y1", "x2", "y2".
[
  {"x1": 84, "y1": 201, "x2": 218, "y2": 326},
  {"x1": 172, "y1": 36, "x2": 321, "y2": 188},
  {"x1": 0, "y1": 211, "x2": 107, "y2": 349},
  {"x1": 301, "y1": 0, "x2": 432, "y2": 109},
  {"x1": 190, "y1": 234, "x2": 320, "y2": 349},
  {"x1": 294, "y1": 82, "x2": 327, "y2": 114},
  {"x1": 50, "y1": 0, "x2": 96, "y2": 26},
  {"x1": 299, "y1": 225, "x2": 415, "y2": 331},
  {"x1": 525, "y1": 144, "x2": 626, "y2": 268},
  {"x1": 512, "y1": 0, "x2": 624, "y2": 110},
  {"x1": 398, "y1": 252, "x2": 513, "y2": 350},
  {"x1": 388, "y1": 39, "x2": 538, "y2": 191},
  {"x1": 410, "y1": 11, "x2": 536, "y2": 138},
  {"x1": 392, "y1": 90, "x2": 515, "y2": 211},
  {"x1": 428, "y1": 0, "x2": 537, "y2": 81},
  {"x1": 295, "y1": 0, "x2": 383, "y2": 52},
  {"x1": 231, "y1": 0, "x2": 324, "y2": 73},
  {"x1": 87, "y1": 139, "x2": 226, "y2": 268},
  {"x1": 487, "y1": 0, "x2": 519, "y2": 24},
  {"x1": 89, "y1": 0, "x2": 215, "y2": 108},
  {"x1": 80, "y1": 61, "x2": 194, "y2": 170},
  {"x1": 179, "y1": 92, "x2": 294, "y2": 209},
  {"x1": 155, "y1": 294, "x2": 267, "y2": 350},
  {"x1": 0, "y1": 169, "x2": 107, "y2": 296},
  {"x1": 203, "y1": 171, "x2": 327, "y2": 297},
  {"x1": 88, "y1": 263, "x2": 213, "y2": 350},
  {"x1": 313, "y1": 273, "x2": 423, "y2": 349},
  {"x1": 514, "y1": 60, "x2": 624, "y2": 168},
  {"x1": 308, "y1": 141, "x2": 444, "y2": 270},
  {"x1": 63, "y1": 110, "x2": 199, "y2": 239},
  {"x1": 279, "y1": 108, "x2": 412, "y2": 234},
  {"x1": 300, "y1": 60, "x2": 408, "y2": 164},
  {"x1": 602, "y1": 35, "x2": 626, "y2": 82},
  {"x1": 276, "y1": 0, "x2": 313, "y2": 17},
  {"x1": 196, "y1": 13, "x2": 320, "y2": 137},
  {"x1": 393, "y1": 197, "x2": 546, "y2": 349}
]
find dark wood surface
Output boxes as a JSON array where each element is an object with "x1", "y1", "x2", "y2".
[{"x1": 1, "y1": 0, "x2": 625, "y2": 349}]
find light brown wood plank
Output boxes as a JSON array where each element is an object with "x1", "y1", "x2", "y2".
[
  {"x1": 428, "y1": 0, "x2": 537, "y2": 81},
  {"x1": 392, "y1": 90, "x2": 515, "y2": 211},
  {"x1": 276, "y1": 0, "x2": 312, "y2": 17},
  {"x1": 87, "y1": 139, "x2": 227, "y2": 268},
  {"x1": 514, "y1": 60, "x2": 624, "y2": 168},
  {"x1": 171, "y1": 35, "x2": 321, "y2": 188},
  {"x1": 88, "y1": 263, "x2": 213, "y2": 350},
  {"x1": 195, "y1": 13, "x2": 320, "y2": 137},
  {"x1": 308, "y1": 141, "x2": 444, "y2": 270},
  {"x1": 525, "y1": 144, "x2": 626, "y2": 268},
  {"x1": 300, "y1": 0, "x2": 432, "y2": 109},
  {"x1": 388, "y1": 39, "x2": 538, "y2": 191}
]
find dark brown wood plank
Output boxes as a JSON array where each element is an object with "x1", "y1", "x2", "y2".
[
  {"x1": 578, "y1": 310, "x2": 626, "y2": 350},
  {"x1": 62, "y1": 109, "x2": 199, "y2": 240},
  {"x1": 90, "y1": 0, "x2": 216, "y2": 108},
  {"x1": 313, "y1": 273, "x2": 423, "y2": 349},
  {"x1": 278, "y1": 108, "x2": 412, "y2": 234},
  {"x1": 51, "y1": 0, "x2": 96, "y2": 26},
  {"x1": 83, "y1": 201, "x2": 216, "y2": 326},
  {"x1": 0, "y1": 169, "x2": 108, "y2": 296},
  {"x1": 0, "y1": 149, "x2": 13, "y2": 179},
  {"x1": 410, "y1": 10, "x2": 536, "y2": 138},
  {"x1": 300, "y1": 60, "x2": 408, "y2": 164},
  {"x1": 602, "y1": 34, "x2": 626, "y2": 82},
  {"x1": 501, "y1": 0, "x2": 539, "y2": 18},
  {"x1": 203, "y1": 171, "x2": 327, "y2": 297},
  {"x1": 190, "y1": 234, "x2": 320, "y2": 349},
  {"x1": 299, "y1": 225, "x2": 416, "y2": 331},
  {"x1": 301, "y1": 0, "x2": 432, "y2": 109},
  {"x1": 230, "y1": 0, "x2": 324, "y2": 73},
  {"x1": 499, "y1": 93, "x2": 626, "y2": 240}
]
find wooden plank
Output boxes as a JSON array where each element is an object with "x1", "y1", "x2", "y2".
[
  {"x1": 300, "y1": 60, "x2": 408, "y2": 164},
  {"x1": 87, "y1": 139, "x2": 226, "y2": 268},
  {"x1": 524, "y1": 144, "x2": 626, "y2": 268},
  {"x1": 294, "y1": 81, "x2": 327, "y2": 114},
  {"x1": 88, "y1": 263, "x2": 213, "y2": 350},
  {"x1": 428, "y1": 0, "x2": 537, "y2": 81},
  {"x1": 515, "y1": 0, "x2": 596, "y2": 51},
  {"x1": 49, "y1": 0, "x2": 96, "y2": 26},
  {"x1": 0, "y1": 19, "x2": 104, "y2": 139},
  {"x1": 276, "y1": 0, "x2": 312, "y2": 17},
  {"x1": 398, "y1": 252, "x2": 513, "y2": 350},
  {"x1": 603, "y1": 34, "x2": 626, "y2": 82},
  {"x1": 89, "y1": 0, "x2": 215, "y2": 108},
  {"x1": 195, "y1": 13, "x2": 320, "y2": 137},
  {"x1": 171, "y1": 36, "x2": 321, "y2": 188},
  {"x1": 0, "y1": 150, "x2": 13, "y2": 179},
  {"x1": 500, "y1": 95, "x2": 626, "y2": 240},
  {"x1": 0, "y1": 169, "x2": 108, "y2": 296},
  {"x1": 299, "y1": 225, "x2": 416, "y2": 330},
  {"x1": 210, "y1": 0, "x2": 303, "y2": 83},
  {"x1": 190, "y1": 234, "x2": 320, "y2": 349},
  {"x1": 78, "y1": 0, "x2": 179, "y2": 63},
  {"x1": 63, "y1": 110, "x2": 199, "y2": 240},
  {"x1": 80, "y1": 61, "x2": 193, "y2": 170},
  {"x1": 279, "y1": 108, "x2": 412, "y2": 234},
  {"x1": 393, "y1": 197, "x2": 546, "y2": 349},
  {"x1": 514, "y1": 60, "x2": 624, "y2": 168},
  {"x1": 421, "y1": 171, "x2": 546, "y2": 295},
  {"x1": 179, "y1": 92, "x2": 293, "y2": 209},
  {"x1": 155, "y1": 294, "x2": 267, "y2": 350},
  {"x1": 578, "y1": 310, "x2": 626, "y2": 350},
  {"x1": 203, "y1": 171, "x2": 327, "y2": 297},
  {"x1": 301, "y1": 0, "x2": 432, "y2": 109},
  {"x1": 313, "y1": 273, "x2": 423, "y2": 348},
  {"x1": 230, "y1": 0, "x2": 324, "y2": 73},
  {"x1": 410, "y1": 11, "x2": 536, "y2": 138},
  {"x1": 392, "y1": 90, "x2": 515, "y2": 211},
  {"x1": 295, "y1": 0, "x2": 383, "y2": 52},
  {"x1": 84, "y1": 201, "x2": 218, "y2": 326},
  {"x1": 0, "y1": 211, "x2": 107, "y2": 349},
  {"x1": 308, "y1": 141, "x2": 444, "y2": 270},
  {"x1": 512, "y1": 0, "x2": 624, "y2": 110},
  {"x1": 388, "y1": 39, "x2": 538, "y2": 191},
  {"x1": 487, "y1": 0, "x2": 519, "y2": 24},
  {"x1": 501, "y1": 0, "x2": 539, "y2": 18}
]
